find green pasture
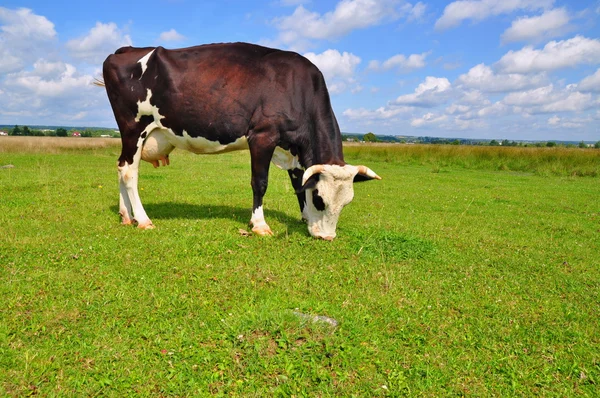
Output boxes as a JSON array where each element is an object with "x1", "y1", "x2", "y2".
[{"x1": 1, "y1": 143, "x2": 599, "y2": 396}]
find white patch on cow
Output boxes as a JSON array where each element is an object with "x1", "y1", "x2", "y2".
[
  {"x1": 170, "y1": 131, "x2": 248, "y2": 154},
  {"x1": 303, "y1": 165, "x2": 359, "y2": 240},
  {"x1": 135, "y1": 89, "x2": 164, "y2": 124},
  {"x1": 271, "y1": 146, "x2": 301, "y2": 170},
  {"x1": 250, "y1": 206, "x2": 267, "y2": 228},
  {"x1": 137, "y1": 49, "x2": 155, "y2": 77}
]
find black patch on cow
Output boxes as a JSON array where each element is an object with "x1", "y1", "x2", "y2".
[
  {"x1": 312, "y1": 189, "x2": 325, "y2": 211},
  {"x1": 298, "y1": 173, "x2": 319, "y2": 193}
]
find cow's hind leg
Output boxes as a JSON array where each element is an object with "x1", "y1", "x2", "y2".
[{"x1": 248, "y1": 133, "x2": 277, "y2": 236}]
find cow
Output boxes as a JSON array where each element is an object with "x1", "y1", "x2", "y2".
[{"x1": 100, "y1": 42, "x2": 380, "y2": 240}]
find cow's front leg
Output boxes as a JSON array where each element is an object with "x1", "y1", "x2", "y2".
[
  {"x1": 288, "y1": 168, "x2": 308, "y2": 221},
  {"x1": 249, "y1": 135, "x2": 277, "y2": 236}
]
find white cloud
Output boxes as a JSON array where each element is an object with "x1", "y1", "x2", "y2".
[
  {"x1": 477, "y1": 102, "x2": 509, "y2": 117},
  {"x1": 0, "y1": 7, "x2": 56, "y2": 41},
  {"x1": 7, "y1": 60, "x2": 92, "y2": 97},
  {"x1": 411, "y1": 112, "x2": 447, "y2": 127},
  {"x1": 457, "y1": 63, "x2": 547, "y2": 92},
  {"x1": 392, "y1": 76, "x2": 452, "y2": 107},
  {"x1": 369, "y1": 51, "x2": 429, "y2": 72},
  {"x1": 273, "y1": 0, "x2": 416, "y2": 49},
  {"x1": 158, "y1": 29, "x2": 185, "y2": 42},
  {"x1": 435, "y1": 0, "x2": 553, "y2": 31},
  {"x1": 66, "y1": 22, "x2": 132, "y2": 64},
  {"x1": 406, "y1": 2, "x2": 427, "y2": 22},
  {"x1": 548, "y1": 115, "x2": 561, "y2": 125},
  {"x1": 501, "y1": 8, "x2": 571, "y2": 44},
  {"x1": 304, "y1": 49, "x2": 361, "y2": 94},
  {"x1": 343, "y1": 106, "x2": 408, "y2": 120},
  {"x1": 304, "y1": 49, "x2": 361, "y2": 78},
  {"x1": 496, "y1": 36, "x2": 600, "y2": 74},
  {"x1": 578, "y1": 68, "x2": 600, "y2": 92},
  {"x1": 0, "y1": 7, "x2": 57, "y2": 73},
  {"x1": 503, "y1": 84, "x2": 595, "y2": 113}
]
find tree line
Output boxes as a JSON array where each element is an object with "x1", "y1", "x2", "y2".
[
  {"x1": 340, "y1": 132, "x2": 600, "y2": 149},
  {"x1": 3, "y1": 125, "x2": 119, "y2": 138}
]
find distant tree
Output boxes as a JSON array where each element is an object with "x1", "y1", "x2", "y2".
[
  {"x1": 578, "y1": 141, "x2": 587, "y2": 148},
  {"x1": 363, "y1": 132, "x2": 378, "y2": 142},
  {"x1": 489, "y1": 139, "x2": 499, "y2": 146},
  {"x1": 22, "y1": 126, "x2": 31, "y2": 136},
  {"x1": 451, "y1": 139, "x2": 460, "y2": 145},
  {"x1": 501, "y1": 139, "x2": 510, "y2": 146},
  {"x1": 56, "y1": 128, "x2": 68, "y2": 137},
  {"x1": 546, "y1": 141, "x2": 556, "y2": 147},
  {"x1": 81, "y1": 130, "x2": 93, "y2": 138},
  {"x1": 11, "y1": 125, "x2": 22, "y2": 136},
  {"x1": 595, "y1": 141, "x2": 600, "y2": 149},
  {"x1": 32, "y1": 129, "x2": 44, "y2": 136}
]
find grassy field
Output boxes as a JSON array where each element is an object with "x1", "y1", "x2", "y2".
[{"x1": 1, "y1": 138, "x2": 599, "y2": 396}]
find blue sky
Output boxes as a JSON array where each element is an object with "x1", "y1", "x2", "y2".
[{"x1": 1, "y1": 0, "x2": 599, "y2": 141}]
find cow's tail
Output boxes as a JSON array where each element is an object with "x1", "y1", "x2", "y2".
[{"x1": 92, "y1": 77, "x2": 105, "y2": 87}]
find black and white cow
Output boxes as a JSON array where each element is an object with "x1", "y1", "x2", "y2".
[{"x1": 101, "y1": 42, "x2": 380, "y2": 240}]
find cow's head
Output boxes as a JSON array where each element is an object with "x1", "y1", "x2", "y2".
[{"x1": 300, "y1": 164, "x2": 381, "y2": 240}]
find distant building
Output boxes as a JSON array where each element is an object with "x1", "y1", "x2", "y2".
[
  {"x1": 0, "y1": 131, "x2": 7, "y2": 136},
  {"x1": 72, "y1": 131, "x2": 81, "y2": 137}
]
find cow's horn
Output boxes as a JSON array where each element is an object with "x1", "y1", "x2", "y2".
[
  {"x1": 356, "y1": 165, "x2": 382, "y2": 180},
  {"x1": 302, "y1": 165, "x2": 325, "y2": 185}
]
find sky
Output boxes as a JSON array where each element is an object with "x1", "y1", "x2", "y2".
[{"x1": 0, "y1": 0, "x2": 599, "y2": 141}]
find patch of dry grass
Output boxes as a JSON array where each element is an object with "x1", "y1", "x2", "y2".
[{"x1": 0, "y1": 136, "x2": 120, "y2": 154}]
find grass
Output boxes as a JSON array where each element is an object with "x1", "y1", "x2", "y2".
[
  {"x1": 1, "y1": 138, "x2": 599, "y2": 396},
  {"x1": 344, "y1": 143, "x2": 600, "y2": 177}
]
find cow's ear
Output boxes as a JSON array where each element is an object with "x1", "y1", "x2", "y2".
[{"x1": 297, "y1": 174, "x2": 320, "y2": 193}]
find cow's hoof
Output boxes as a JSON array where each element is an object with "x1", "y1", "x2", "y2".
[
  {"x1": 136, "y1": 220, "x2": 155, "y2": 230},
  {"x1": 252, "y1": 225, "x2": 273, "y2": 236},
  {"x1": 121, "y1": 218, "x2": 134, "y2": 226}
]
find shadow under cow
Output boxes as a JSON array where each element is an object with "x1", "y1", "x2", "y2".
[{"x1": 109, "y1": 202, "x2": 305, "y2": 234}]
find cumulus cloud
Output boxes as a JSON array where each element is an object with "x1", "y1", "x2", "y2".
[
  {"x1": 435, "y1": 0, "x2": 554, "y2": 31},
  {"x1": 369, "y1": 51, "x2": 429, "y2": 72},
  {"x1": 273, "y1": 0, "x2": 421, "y2": 49},
  {"x1": 406, "y1": 1, "x2": 427, "y2": 22},
  {"x1": 578, "y1": 68, "x2": 600, "y2": 92},
  {"x1": 6, "y1": 60, "x2": 92, "y2": 97},
  {"x1": 158, "y1": 29, "x2": 185, "y2": 42},
  {"x1": 457, "y1": 63, "x2": 547, "y2": 92},
  {"x1": 392, "y1": 76, "x2": 452, "y2": 107},
  {"x1": 501, "y1": 8, "x2": 571, "y2": 44},
  {"x1": 0, "y1": 58, "x2": 107, "y2": 125},
  {"x1": 0, "y1": 7, "x2": 57, "y2": 73},
  {"x1": 66, "y1": 22, "x2": 132, "y2": 64},
  {"x1": 495, "y1": 36, "x2": 600, "y2": 74},
  {"x1": 548, "y1": 115, "x2": 561, "y2": 125},
  {"x1": 503, "y1": 84, "x2": 595, "y2": 113},
  {"x1": 343, "y1": 106, "x2": 408, "y2": 120},
  {"x1": 411, "y1": 112, "x2": 447, "y2": 127},
  {"x1": 304, "y1": 49, "x2": 361, "y2": 93}
]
